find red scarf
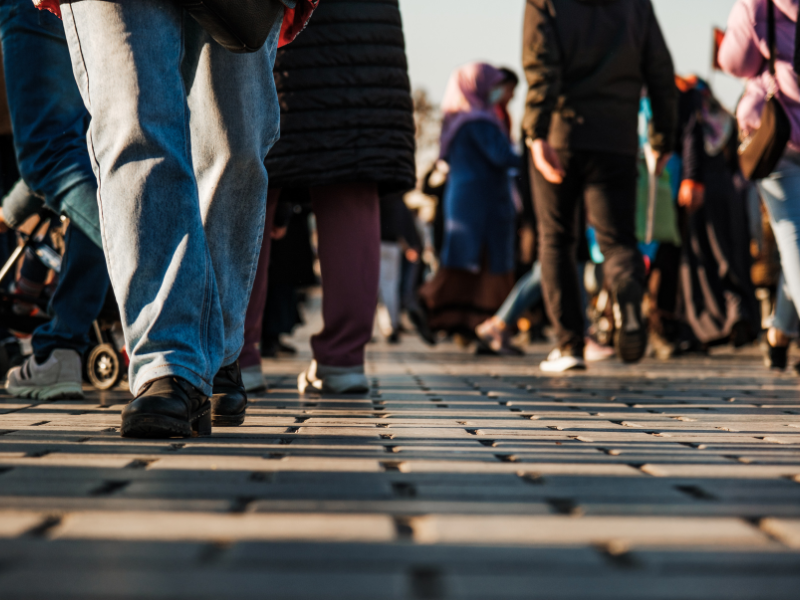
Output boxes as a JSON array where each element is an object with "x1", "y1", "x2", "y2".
[{"x1": 33, "y1": 0, "x2": 318, "y2": 48}]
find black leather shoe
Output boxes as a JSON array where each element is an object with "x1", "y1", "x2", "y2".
[
  {"x1": 121, "y1": 377, "x2": 211, "y2": 439},
  {"x1": 211, "y1": 361, "x2": 247, "y2": 426}
]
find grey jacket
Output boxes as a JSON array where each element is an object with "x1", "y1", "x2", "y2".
[{"x1": 522, "y1": 0, "x2": 677, "y2": 155}]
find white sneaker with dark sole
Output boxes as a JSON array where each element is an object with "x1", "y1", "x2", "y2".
[
  {"x1": 5, "y1": 349, "x2": 84, "y2": 400},
  {"x1": 540, "y1": 348, "x2": 586, "y2": 373},
  {"x1": 298, "y1": 360, "x2": 369, "y2": 394}
]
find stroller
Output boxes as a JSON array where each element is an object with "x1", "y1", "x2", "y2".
[{"x1": 0, "y1": 210, "x2": 126, "y2": 390}]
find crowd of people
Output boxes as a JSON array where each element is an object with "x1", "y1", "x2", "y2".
[{"x1": 0, "y1": 0, "x2": 799, "y2": 439}]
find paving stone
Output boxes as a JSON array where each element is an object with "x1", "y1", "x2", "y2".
[
  {"x1": 411, "y1": 515, "x2": 770, "y2": 547},
  {"x1": 761, "y1": 519, "x2": 800, "y2": 548},
  {"x1": 52, "y1": 511, "x2": 396, "y2": 543},
  {"x1": 0, "y1": 511, "x2": 45, "y2": 537}
]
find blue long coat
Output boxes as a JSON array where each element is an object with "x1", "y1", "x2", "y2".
[{"x1": 440, "y1": 120, "x2": 520, "y2": 274}]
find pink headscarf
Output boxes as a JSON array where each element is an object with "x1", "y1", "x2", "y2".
[{"x1": 439, "y1": 63, "x2": 505, "y2": 159}]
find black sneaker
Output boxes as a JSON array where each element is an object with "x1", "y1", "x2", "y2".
[
  {"x1": 409, "y1": 306, "x2": 436, "y2": 346},
  {"x1": 613, "y1": 279, "x2": 647, "y2": 363},
  {"x1": 211, "y1": 361, "x2": 247, "y2": 426},
  {"x1": 121, "y1": 377, "x2": 210, "y2": 439}
]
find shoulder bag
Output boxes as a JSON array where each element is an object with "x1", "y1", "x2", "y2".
[
  {"x1": 178, "y1": 0, "x2": 296, "y2": 53},
  {"x1": 739, "y1": 0, "x2": 792, "y2": 180}
]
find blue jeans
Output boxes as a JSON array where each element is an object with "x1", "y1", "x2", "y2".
[
  {"x1": 33, "y1": 226, "x2": 110, "y2": 361},
  {"x1": 496, "y1": 262, "x2": 542, "y2": 326},
  {"x1": 62, "y1": 0, "x2": 282, "y2": 395},
  {"x1": 770, "y1": 272, "x2": 799, "y2": 336},
  {"x1": 758, "y1": 154, "x2": 800, "y2": 335},
  {"x1": 0, "y1": 0, "x2": 109, "y2": 359},
  {"x1": 0, "y1": 0, "x2": 100, "y2": 246}
]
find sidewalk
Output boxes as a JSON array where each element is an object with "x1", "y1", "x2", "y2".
[{"x1": 0, "y1": 296, "x2": 799, "y2": 599}]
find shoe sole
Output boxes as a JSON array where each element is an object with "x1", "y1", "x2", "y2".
[
  {"x1": 614, "y1": 283, "x2": 646, "y2": 364},
  {"x1": 212, "y1": 411, "x2": 246, "y2": 426},
  {"x1": 122, "y1": 405, "x2": 211, "y2": 439},
  {"x1": 540, "y1": 361, "x2": 586, "y2": 373},
  {"x1": 6, "y1": 382, "x2": 84, "y2": 400}
]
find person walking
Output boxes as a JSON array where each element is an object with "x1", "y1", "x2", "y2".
[
  {"x1": 523, "y1": 0, "x2": 677, "y2": 372},
  {"x1": 417, "y1": 63, "x2": 520, "y2": 339},
  {"x1": 0, "y1": 0, "x2": 109, "y2": 400},
  {"x1": 44, "y1": 0, "x2": 316, "y2": 437},
  {"x1": 242, "y1": 0, "x2": 416, "y2": 394},
  {"x1": 719, "y1": 0, "x2": 800, "y2": 367}
]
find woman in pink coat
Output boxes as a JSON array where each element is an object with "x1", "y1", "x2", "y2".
[{"x1": 719, "y1": 0, "x2": 800, "y2": 369}]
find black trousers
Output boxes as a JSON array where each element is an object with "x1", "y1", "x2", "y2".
[{"x1": 531, "y1": 150, "x2": 645, "y2": 353}]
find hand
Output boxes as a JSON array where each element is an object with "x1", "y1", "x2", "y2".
[
  {"x1": 271, "y1": 225, "x2": 288, "y2": 240},
  {"x1": 653, "y1": 151, "x2": 672, "y2": 177},
  {"x1": 678, "y1": 180, "x2": 704, "y2": 213},
  {"x1": 527, "y1": 138, "x2": 565, "y2": 184},
  {"x1": 0, "y1": 208, "x2": 8, "y2": 233}
]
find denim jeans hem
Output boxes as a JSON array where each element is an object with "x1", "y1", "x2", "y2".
[{"x1": 134, "y1": 363, "x2": 212, "y2": 397}]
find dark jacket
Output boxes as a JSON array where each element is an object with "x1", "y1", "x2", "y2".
[
  {"x1": 266, "y1": 0, "x2": 416, "y2": 193},
  {"x1": 522, "y1": 0, "x2": 677, "y2": 155}
]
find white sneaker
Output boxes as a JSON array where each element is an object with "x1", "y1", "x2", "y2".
[
  {"x1": 5, "y1": 349, "x2": 84, "y2": 400},
  {"x1": 539, "y1": 348, "x2": 586, "y2": 373},
  {"x1": 298, "y1": 360, "x2": 369, "y2": 394},
  {"x1": 240, "y1": 364, "x2": 268, "y2": 392}
]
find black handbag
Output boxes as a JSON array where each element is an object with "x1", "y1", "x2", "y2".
[
  {"x1": 178, "y1": 0, "x2": 295, "y2": 53},
  {"x1": 739, "y1": 0, "x2": 792, "y2": 180}
]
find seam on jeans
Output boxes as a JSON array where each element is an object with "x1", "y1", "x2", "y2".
[
  {"x1": 63, "y1": 6, "x2": 120, "y2": 339},
  {"x1": 135, "y1": 362, "x2": 211, "y2": 396}
]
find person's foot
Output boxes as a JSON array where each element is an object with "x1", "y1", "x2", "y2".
[
  {"x1": 762, "y1": 340, "x2": 789, "y2": 371},
  {"x1": 121, "y1": 376, "x2": 210, "y2": 439},
  {"x1": 613, "y1": 279, "x2": 646, "y2": 363},
  {"x1": 540, "y1": 348, "x2": 586, "y2": 373},
  {"x1": 298, "y1": 360, "x2": 369, "y2": 394},
  {"x1": 387, "y1": 331, "x2": 401, "y2": 344},
  {"x1": 240, "y1": 364, "x2": 268, "y2": 393},
  {"x1": 276, "y1": 339, "x2": 297, "y2": 355},
  {"x1": 5, "y1": 349, "x2": 84, "y2": 400},
  {"x1": 212, "y1": 362, "x2": 248, "y2": 426},
  {"x1": 584, "y1": 337, "x2": 615, "y2": 362},
  {"x1": 475, "y1": 317, "x2": 524, "y2": 356},
  {"x1": 648, "y1": 330, "x2": 676, "y2": 360},
  {"x1": 408, "y1": 306, "x2": 436, "y2": 346}
]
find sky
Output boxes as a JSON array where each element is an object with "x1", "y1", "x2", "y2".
[{"x1": 400, "y1": 0, "x2": 744, "y2": 124}]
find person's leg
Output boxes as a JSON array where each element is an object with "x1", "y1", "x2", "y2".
[
  {"x1": 583, "y1": 152, "x2": 646, "y2": 362},
  {"x1": 495, "y1": 262, "x2": 543, "y2": 327},
  {"x1": 0, "y1": 0, "x2": 100, "y2": 245},
  {"x1": 378, "y1": 241, "x2": 402, "y2": 337},
  {"x1": 303, "y1": 182, "x2": 379, "y2": 392},
  {"x1": 531, "y1": 151, "x2": 585, "y2": 356},
  {"x1": 31, "y1": 225, "x2": 109, "y2": 361},
  {"x1": 758, "y1": 160, "x2": 800, "y2": 317},
  {"x1": 185, "y1": 19, "x2": 281, "y2": 373},
  {"x1": 583, "y1": 153, "x2": 644, "y2": 291},
  {"x1": 239, "y1": 190, "x2": 280, "y2": 385},
  {"x1": 62, "y1": 0, "x2": 222, "y2": 396},
  {"x1": 771, "y1": 273, "x2": 799, "y2": 340}
]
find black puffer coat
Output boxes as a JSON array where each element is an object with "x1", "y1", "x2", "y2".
[{"x1": 266, "y1": 0, "x2": 416, "y2": 194}]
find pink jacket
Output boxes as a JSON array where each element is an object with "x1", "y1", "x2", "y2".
[{"x1": 718, "y1": 0, "x2": 800, "y2": 148}]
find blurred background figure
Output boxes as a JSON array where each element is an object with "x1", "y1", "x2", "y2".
[
  {"x1": 417, "y1": 63, "x2": 520, "y2": 341},
  {"x1": 241, "y1": 0, "x2": 416, "y2": 394},
  {"x1": 523, "y1": 0, "x2": 677, "y2": 372},
  {"x1": 377, "y1": 192, "x2": 423, "y2": 344}
]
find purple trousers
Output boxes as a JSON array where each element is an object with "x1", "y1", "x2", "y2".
[{"x1": 240, "y1": 182, "x2": 380, "y2": 369}]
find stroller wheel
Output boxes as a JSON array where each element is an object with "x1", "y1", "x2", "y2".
[{"x1": 87, "y1": 343, "x2": 122, "y2": 390}]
